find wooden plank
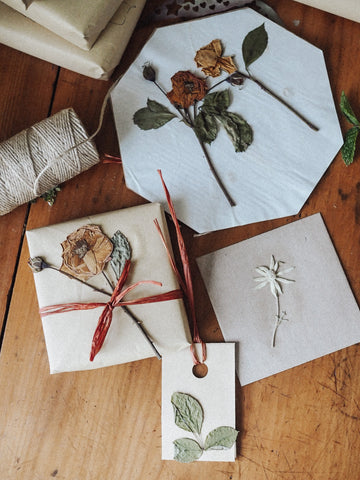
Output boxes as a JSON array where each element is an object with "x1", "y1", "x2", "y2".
[
  {"x1": 0, "y1": 44, "x2": 58, "y2": 332},
  {"x1": 0, "y1": 1, "x2": 360, "y2": 479}
]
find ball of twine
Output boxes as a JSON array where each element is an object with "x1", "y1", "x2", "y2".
[{"x1": 0, "y1": 108, "x2": 99, "y2": 216}]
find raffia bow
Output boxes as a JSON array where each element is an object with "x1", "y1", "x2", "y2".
[{"x1": 40, "y1": 259, "x2": 183, "y2": 361}]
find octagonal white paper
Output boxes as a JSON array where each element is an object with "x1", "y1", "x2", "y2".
[{"x1": 111, "y1": 8, "x2": 342, "y2": 233}]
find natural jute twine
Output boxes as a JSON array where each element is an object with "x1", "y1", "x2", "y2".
[{"x1": 0, "y1": 108, "x2": 99, "y2": 216}]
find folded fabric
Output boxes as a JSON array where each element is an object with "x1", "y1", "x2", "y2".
[
  {"x1": 26, "y1": 203, "x2": 191, "y2": 373},
  {"x1": 0, "y1": 0, "x2": 146, "y2": 79},
  {"x1": 1, "y1": 0, "x2": 124, "y2": 50},
  {"x1": 293, "y1": 0, "x2": 360, "y2": 23}
]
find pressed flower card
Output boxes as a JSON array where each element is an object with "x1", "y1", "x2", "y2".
[
  {"x1": 196, "y1": 214, "x2": 360, "y2": 385},
  {"x1": 111, "y1": 8, "x2": 342, "y2": 233},
  {"x1": 162, "y1": 343, "x2": 237, "y2": 462},
  {"x1": 26, "y1": 203, "x2": 191, "y2": 373}
]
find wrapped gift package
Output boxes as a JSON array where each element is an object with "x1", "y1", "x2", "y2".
[
  {"x1": 26, "y1": 203, "x2": 191, "y2": 374},
  {"x1": 0, "y1": 0, "x2": 146, "y2": 80},
  {"x1": 1, "y1": 0, "x2": 124, "y2": 50}
]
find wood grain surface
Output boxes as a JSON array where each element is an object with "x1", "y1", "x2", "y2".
[{"x1": 0, "y1": 1, "x2": 360, "y2": 479}]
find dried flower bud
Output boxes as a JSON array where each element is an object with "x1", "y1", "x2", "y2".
[
  {"x1": 226, "y1": 71, "x2": 244, "y2": 86},
  {"x1": 28, "y1": 256, "x2": 49, "y2": 273},
  {"x1": 142, "y1": 64, "x2": 156, "y2": 82}
]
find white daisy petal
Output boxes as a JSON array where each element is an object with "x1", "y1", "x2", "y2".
[
  {"x1": 277, "y1": 277, "x2": 295, "y2": 284},
  {"x1": 274, "y1": 280, "x2": 283, "y2": 295},
  {"x1": 254, "y1": 281, "x2": 268, "y2": 290},
  {"x1": 254, "y1": 277, "x2": 267, "y2": 282},
  {"x1": 270, "y1": 281, "x2": 278, "y2": 297},
  {"x1": 278, "y1": 266, "x2": 295, "y2": 275},
  {"x1": 270, "y1": 255, "x2": 275, "y2": 269},
  {"x1": 256, "y1": 266, "x2": 269, "y2": 274}
]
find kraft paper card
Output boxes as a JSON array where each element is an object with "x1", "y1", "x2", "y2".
[{"x1": 197, "y1": 214, "x2": 360, "y2": 385}]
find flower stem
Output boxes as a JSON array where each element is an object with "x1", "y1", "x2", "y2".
[
  {"x1": 184, "y1": 106, "x2": 236, "y2": 207},
  {"x1": 242, "y1": 70, "x2": 319, "y2": 131},
  {"x1": 48, "y1": 265, "x2": 161, "y2": 359},
  {"x1": 197, "y1": 139, "x2": 236, "y2": 207},
  {"x1": 272, "y1": 294, "x2": 281, "y2": 348}
]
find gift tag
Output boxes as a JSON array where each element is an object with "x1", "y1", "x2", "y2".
[{"x1": 162, "y1": 343, "x2": 237, "y2": 462}]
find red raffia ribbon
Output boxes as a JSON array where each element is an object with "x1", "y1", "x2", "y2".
[
  {"x1": 40, "y1": 260, "x2": 183, "y2": 361},
  {"x1": 155, "y1": 170, "x2": 207, "y2": 365},
  {"x1": 101, "y1": 153, "x2": 122, "y2": 164}
]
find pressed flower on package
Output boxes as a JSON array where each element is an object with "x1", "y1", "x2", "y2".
[
  {"x1": 28, "y1": 224, "x2": 183, "y2": 361},
  {"x1": 134, "y1": 25, "x2": 318, "y2": 207}
]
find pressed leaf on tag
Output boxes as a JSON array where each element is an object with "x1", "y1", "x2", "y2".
[
  {"x1": 204, "y1": 426, "x2": 238, "y2": 451},
  {"x1": 218, "y1": 111, "x2": 253, "y2": 152},
  {"x1": 133, "y1": 99, "x2": 176, "y2": 130},
  {"x1": 173, "y1": 438, "x2": 203, "y2": 463},
  {"x1": 341, "y1": 126, "x2": 359, "y2": 166},
  {"x1": 171, "y1": 392, "x2": 204, "y2": 434},
  {"x1": 242, "y1": 23, "x2": 268, "y2": 70},
  {"x1": 110, "y1": 230, "x2": 131, "y2": 280}
]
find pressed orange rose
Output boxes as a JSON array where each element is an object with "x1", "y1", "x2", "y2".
[
  {"x1": 194, "y1": 39, "x2": 237, "y2": 77},
  {"x1": 166, "y1": 71, "x2": 208, "y2": 109},
  {"x1": 60, "y1": 224, "x2": 113, "y2": 281}
]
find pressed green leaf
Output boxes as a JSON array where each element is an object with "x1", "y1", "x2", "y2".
[
  {"x1": 341, "y1": 126, "x2": 359, "y2": 166},
  {"x1": 242, "y1": 23, "x2": 268, "y2": 70},
  {"x1": 110, "y1": 230, "x2": 131, "y2": 280},
  {"x1": 173, "y1": 438, "x2": 203, "y2": 463},
  {"x1": 133, "y1": 99, "x2": 176, "y2": 130},
  {"x1": 171, "y1": 392, "x2": 204, "y2": 434},
  {"x1": 204, "y1": 426, "x2": 239, "y2": 451},
  {"x1": 193, "y1": 111, "x2": 218, "y2": 144},
  {"x1": 217, "y1": 111, "x2": 253, "y2": 152},
  {"x1": 201, "y1": 90, "x2": 231, "y2": 115},
  {"x1": 340, "y1": 91, "x2": 360, "y2": 126}
]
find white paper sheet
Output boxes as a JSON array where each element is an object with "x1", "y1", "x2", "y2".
[
  {"x1": 162, "y1": 343, "x2": 236, "y2": 462},
  {"x1": 26, "y1": 203, "x2": 191, "y2": 373},
  {"x1": 197, "y1": 214, "x2": 360, "y2": 385},
  {"x1": 2, "y1": 0, "x2": 124, "y2": 50},
  {"x1": 0, "y1": 0, "x2": 145, "y2": 80},
  {"x1": 111, "y1": 8, "x2": 343, "y2": 233}
]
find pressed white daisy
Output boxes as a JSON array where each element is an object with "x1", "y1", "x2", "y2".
[{"x1": 254, "y1": 255, "x2": 295, "y2": 347}]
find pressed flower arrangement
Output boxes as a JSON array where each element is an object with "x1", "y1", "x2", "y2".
[{"x1": 134, "y1": 24, "x2": 317, "y2": 207}]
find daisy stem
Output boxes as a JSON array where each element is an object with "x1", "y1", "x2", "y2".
[{"x1": 272, "y1": 294, "x2": 281, "y2": 348}]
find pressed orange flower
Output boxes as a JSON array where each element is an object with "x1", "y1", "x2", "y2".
[
  {"x1": 60, "y1": 224, "x2": 113, "y2": 281},
  {"x1": 194, "y1": 39, "x2": 237, "y2": 77},
  {"x1": 167, "y1": 71, "x2": 208, "y2": 109}
]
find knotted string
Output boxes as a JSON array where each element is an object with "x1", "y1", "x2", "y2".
[{"x1": 40, "y1": 259, "x2": 183, "y2": 361}]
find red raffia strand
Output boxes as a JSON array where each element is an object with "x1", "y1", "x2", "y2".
[
  {"x1": 101, "y1": 153, "x2": 122, "y2": 164},
  {"x1": 156, "y1": 170, "x2": 207, "y2": 365},
  {"x1": 39, "y1": 259, "x2": 183, "y2": 361}
]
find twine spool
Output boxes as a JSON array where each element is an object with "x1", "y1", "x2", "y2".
[{"x1": 0, "y1": 108, "x2": 99, "y2": 216}]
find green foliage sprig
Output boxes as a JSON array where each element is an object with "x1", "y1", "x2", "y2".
[{"x1": 340, "y1": 91, "x2": 360, "y2": 165}]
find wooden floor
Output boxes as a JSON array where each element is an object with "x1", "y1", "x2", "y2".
[{"x1": 0, "y1": 1, "x2": 360, "y2": 478}]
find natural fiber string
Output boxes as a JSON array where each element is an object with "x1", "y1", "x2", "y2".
[{"x1": 0, "y1": 78, "x2": 120, "y2": 216}]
